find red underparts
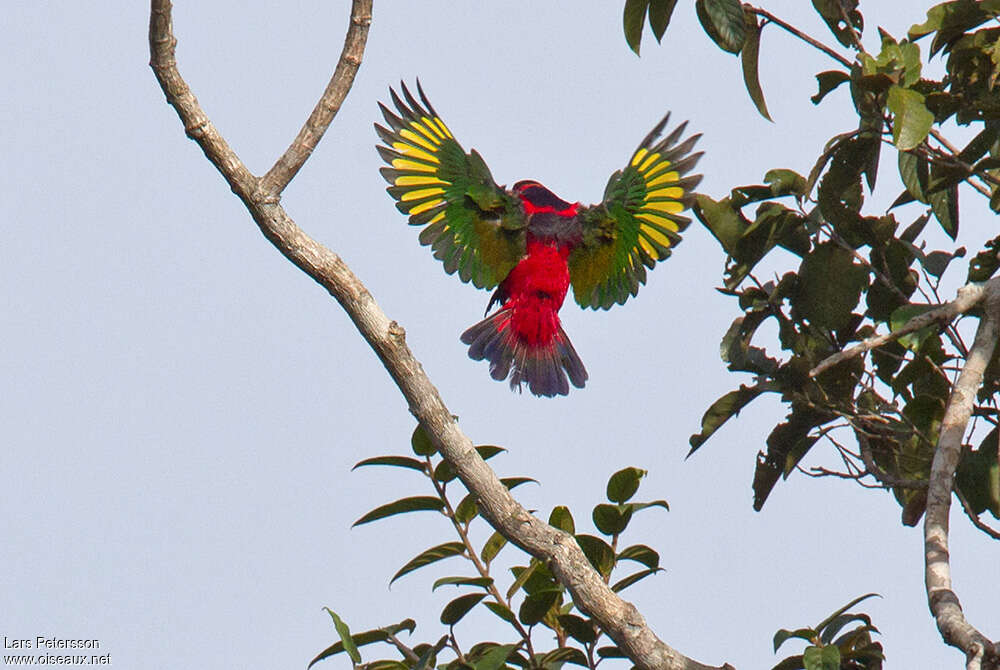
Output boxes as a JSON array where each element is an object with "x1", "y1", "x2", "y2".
[{"x1": 499, "y1": 240, "x2": 571, "y2": 347}]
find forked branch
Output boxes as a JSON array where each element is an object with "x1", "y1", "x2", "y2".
[{"x1": 147, "y1": 2, "x2": 727, "y2": 669}]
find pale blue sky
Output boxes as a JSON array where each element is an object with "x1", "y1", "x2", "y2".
[{"x1": 2, "y1": 2, "x2": 995, "y2": 669}]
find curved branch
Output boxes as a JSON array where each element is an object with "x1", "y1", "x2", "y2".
[
  {"x1": 924, "y1": 281, "x2": 1000, "y2": 667},
  {"x1": 148, "y1": 3, "x2": 728, "y2": 669}
]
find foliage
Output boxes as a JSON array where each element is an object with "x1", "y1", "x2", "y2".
[
  {"x1": 625, "y1": 0, "x2": 1000, "y2": 532},
  {"x1": 311, "y1": 426, "x2": 670, "y2": 670},
  {"x1": 771, "y1": 594, "x2": 884, "y2": 670}
]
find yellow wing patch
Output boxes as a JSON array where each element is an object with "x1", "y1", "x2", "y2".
[{"x1": 629, "y1": 147, "x2": 688, "y2": 260}]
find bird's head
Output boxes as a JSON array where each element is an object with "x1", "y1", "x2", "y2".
[{"x1": 513, "y1": 180, "x2": 578, "y2": 217}]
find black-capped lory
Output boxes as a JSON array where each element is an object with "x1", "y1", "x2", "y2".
[{"x1": 376, "y1": 82, "x2": 702, "y2": 397}]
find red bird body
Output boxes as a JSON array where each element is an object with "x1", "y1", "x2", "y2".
[{"x1": 376, "y1": 82, "x2": 702, "y2": 397}]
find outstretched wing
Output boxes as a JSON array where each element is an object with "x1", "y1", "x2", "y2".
[
  {"x1": 376, "y1": 82, "x2": 527, "y2": 289},
  {"x1": 569, "y1": 114, "x2": 703, "y2": 309}
]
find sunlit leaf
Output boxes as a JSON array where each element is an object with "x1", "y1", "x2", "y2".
[
  {"x1": 325, "y1": 609, "x2": 361, "y2": 665},
  {"x1": 481, "y1": 531, "x2": 507, "y2": 566},
  {"x1": 888, "y1": 86, "x2": 934, "y2": 150}
]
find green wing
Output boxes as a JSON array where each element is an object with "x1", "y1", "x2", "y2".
[
  {"x1": 376, "y1": 82, "x2": 527, "y2": 289},
  {"x1": 569, "y1": 114, "x2": 703, "y2": 309}
]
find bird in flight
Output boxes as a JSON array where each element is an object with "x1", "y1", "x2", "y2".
[{"x1": 376, "y1": 82, "x2": 702, "y2": 397}]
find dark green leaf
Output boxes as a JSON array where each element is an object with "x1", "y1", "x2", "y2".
[
  {"x1": 539, "y1": 647, "x2": 589, "y2": 668},
  {"x1": 607, "y1": 467, "x2": 646, "y2": 503},
  {"x1": 929, "y1": 184, "x2": 959, "y2": 239},
  {"x1": 812, "y1": 70, "x2": 851, "y2": 104},
  {"x1": 596, "y1": 646, "x2": 626, "y2": 659},
  {"x1": 548, "y1": 506, "x2": 575, "y2": 534},
  {"x1": 391, "y1": 542, "x2": 466, "y2": 584},
  {"x1": 689, "y1": 384, "x2": 767, "y2": 453},
  {"x1": 557, "y1": 614, "x2": 596, "y2": 644},
  {"x1": 649, "y1": 0, "x2": 679, "y2": 41},
  {"x1": 432, "y1": 576, "x2": 493, "y2": 591},
  {"x1": 956, "y1": 428, "x2": 1000, "y2": 517},
  {"x1": 501, "y1": 477, "x2": 537, "y2": 490},
  {"x1": 471, "y1": 644, "x2": 517, "y2": 670},
  {"x1": 794, "y1": 242, "x2": 868, "y2": 332},
  {"x1": 696, "y1": 0, "x2": 747, "y2": 53},
  {"x1": 617, "y1": 544, "x2": 660, "y2": 569},
  {"x1": 481, "y1": 531, "x2": 507, "y2": 566},
  {"x1": 325, "y1": 609, "x2": 361, "y2": 665},
  {"x1": 434, "y1": 460, "x2": 458, "y2": 483},
  {"x1": 611, "y1": 567, "x2": 662, "y2": 592},
  {"x1": 454, "y1": 493, "x2": 479, "y2": 524},
  {"x1": 818, "y1": 613, "x2": 872, "y2": 645},
  {"x1": 921, "y1": 248, "x2": 964, "y2": 278},
  {"x1": 575, "y1": 534, "x2": 616, "y2": 578},
  {"x1": 476, "y1": 445, "x2": 506, "y2": 461},
  {"x1": 506, "y1": 562, "x2": 539, "y2": 599},
  {"x1": 741, "y1": 10, "x2": 771, "y2": 121},
  {"x1": 353, "y1": 496, "x2": 445, "y2": 527},
  {"x1": 774, "y1": 627, "x2": 817, "y2": 652},
  {"x1": 770, "y1": 656, "x2": 806, "y2": 670},
  {"x1": 411, "y1": 424, "x2": 436, "y2": 456},
  {"x1": 481, "y1": 602, "x2": 517, "y2": 627},
  {"x1": 414, "y1": 636, "x2": 448, "y2": 670},
  {"x1": 764, "y1": 169, "x2": 809, "y2": 198},
  {"x1": 623, "y1": 0, "x2": 651, "y2": 55},
  {"x1": 309, "y1": 616, "x2": 418, "y2": 667},
  {"x1": 593, "y1": 503, "x2": 634, "y2": 536},
  {"x1": 630, "y1": 500, "x2": 670, "y2": 513},
  {"x1": 814, "y1": 594, "x2": 881, "y2": 632},
  {"x1": 812, "y1": 0, "x2": 863, "y2": 48},
  {"x1": 353, "y1": 456, "x2": 426, "y2": 472},
  {"x1": 441, "y1": 593, "x2": 487, "y2": 626},
  {"x1": 968, "y1": 236, "x2": 1000, "y2": 282},
  {"x1": 518, "y1": 589, "x2": 560, "y2": 626},
  {"x1": 898, "y1": 150, "x2": 929, "y2": 203}
]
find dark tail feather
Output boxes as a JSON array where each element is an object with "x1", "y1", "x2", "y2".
[{"x1": 460, "y1": 311, "x2": 588, "y2": 397}]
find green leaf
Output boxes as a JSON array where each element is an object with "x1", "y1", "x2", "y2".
[
  {"x1": 518, "y1": 589, "x2": 560, "y2": 626},
  {"x1": 501, "y1": 477, "x2": 537, "y2": 490},
  {"x1": 325, "y1": 609, "x2": 361, "y2": 665},
  {"x1": 617, "y1": 544, "x2": 660, "y2": 569},
  {"x1": 391, "y1": 542, "x2": 466, "y2": 584},
  {"x1": 764, "y1": 169, "x2": 809, "y2": 198},
  {"x1": 414, "y1": 636, "x2": 448, "y2": 670},
  {"x1": 888, "y1": 85, "x2": 934, "y2": 150},
  {"x1": 956, "y1": 427, "x2": 1000, "y2": 517},
  {"x1": 897, "y1": 150, "x2": 929, "y2": 203},
  {"x1": 575, "y1": 535, "x2": 616, "y2": 578},
  {"x1": 539, "y1": 647, "x2": 589, "y2": 668},
  {"x1": 607, "y1": 467, "x2": 646, "y2": 503},
  {"x1": 432, "y1": 576, "x2": 493, "y2": 591},
  {"x1": 611, "y1": 567, "x2": 662, "y2": 592},
  {"x1": 353, "y1": 496, "x2": 445, "y2": 527},
  {"x1": 929, "y1": 183, "x2": 959, "y2": 239},
  {"x1": 774, "y1": 627, "x2": 817, "y2": 652},
  {"x1": 548, "y1": 506, "x2": 575, "y2": 534},
  {"x1": 353, "y1": 455, "x2": 426, "y2": 472},
  {"x1": 818, "y1": 613, "x2": 872, "y2": 645},
  {"x1": 696, "y1": 0, "x2": 747, "y2": 53},
  {"x1": 794, "y1": 242, "x2": 868, "y2": 332},
  {"x1": 476, "y1": 445, "x2": 507, "y2": 461},
  {"x1": 623, "y1": 0, "x2": 651, "y2": 55},
  {"x1": 481, "y1": 602, "x2": 517, "y2": 626},
  {"x1": 689, "y1": 384, "x2": 767, "y2": 453},
  {"x1": 471, "y1": 644, "x2": 517, "y2": 670},
  {"x1": 308, "y1": 617, "x2": 417, "y2": 668},
  {"x1": 802, "y1": 644, "x2": 840, "y2": 670},
  {"x1": 411, "y1": 424, "x2": 436, "y2": 456},
  {"x1": 631, "y1": 500, "x2": 670, "y2": 513},
  {"x1": 649, "y1": 0, "x2": 679, "y2": 41},
  {"x1": 812, "y1": 70, "x2": 851, "y2": 104},
  {"x1": 596, "y1": 646, "x2": 626, "y2": 659},
  {"x1": 741, "y1": 10, "x2": 771, "y2": 121},
  {"x1": 433, "y1": 460, "x2": 458, "y2": 483},
  {"x1": 440, "y1": 593, "x2": 487, "y2": 626},
  {"x1": 557, "y1": 614, "x2": 596, "y2": 644},
  {"x1": 814, "y1": 593, "x2": 881, "y2": 632},
  {"x1": 592, "y1": 503, "x2": 634, "y2": 536},
  {"x1": 454, "y1": 493, "x2": 479, "y2": 524},
  {"x1": 890, "y1": 304, "x2": 938, "y2": 351},
  {"x1": 770, "y1": 656, "x2": 806, "y2": 670},
  {"x1": 506, "y1": 561, "x2": 539, "y2": 599},
  {"x1": 480, "y1": 531, "x2": 507, "y2": 566}
]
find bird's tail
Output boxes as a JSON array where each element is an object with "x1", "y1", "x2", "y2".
[{"x1": 460, "y1": 308, "x2": 588, "y2": 397}]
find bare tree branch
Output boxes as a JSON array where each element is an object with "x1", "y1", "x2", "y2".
[
  {"x1": 148, "y1": 3, "x2": 728, "y2": 669},
  {"x1": 810, "y1": 282, "x2": 990, "y2": 378},
  {"x1": 924, "y1": 281, "x2": 1000, "y2": 668}
]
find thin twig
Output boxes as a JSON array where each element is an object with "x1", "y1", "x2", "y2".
[{"x1": 749, "y1": 6, "x2": 853, "y2": 68}]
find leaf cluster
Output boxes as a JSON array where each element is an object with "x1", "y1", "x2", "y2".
[
  {"x1": 641, "y1": 2, "x2": 1000, "y2": 530},
  {"x1": 311, "y1": 426, "x2": 671, "y2": 670},
  {"x1": 771, "y1": 594, "x2": 884, "y2": 670}
]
